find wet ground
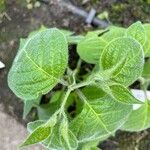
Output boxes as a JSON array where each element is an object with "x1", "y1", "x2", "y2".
[{"x1": 0, "y1": 0, "x2": 150, "y2": 149}]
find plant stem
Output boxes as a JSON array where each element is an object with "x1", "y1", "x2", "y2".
[
  {"x1": 69, "y1": 80, "x2": 91, "y2": 91},
  {"x1": 60, "y1": 79, "x2": 69, "y2": 86},
  {"x1": 74, "y1": 58, "x2": 82, "y2": 76},
  {"x1": 59, "y1": 89, "x2": 72, "y2": 115}
]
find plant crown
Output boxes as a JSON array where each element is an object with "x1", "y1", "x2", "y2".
[{"x1": 8, "y1": 21, "x2": 150, "y2": 150}]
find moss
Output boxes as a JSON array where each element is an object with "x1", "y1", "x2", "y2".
[
  {"x1": 112, "y1": 3, "x2": 128, "y2": 13},
  {"x1": 0, "y1": 0, "x2": 6, "y2": 12}
]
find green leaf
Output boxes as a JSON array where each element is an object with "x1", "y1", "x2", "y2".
[
  {"x1": 28, "y1": 115, "x2": 78, "y2": 149},
  {"x1": 23, "y1": 97, "x2": 41, "y2": 119},
  {"x1": 96, "y1": 82, "x2": 141, "y2": 104},
  {"x1": 77, "y1": 36, "x2": 106, "y2": 64},
  {"x1": 122, "y1": 101, "x2": 150, "y2": 131},
  {"x1": 77, "y1": 26, "x2": 125, "y2": 64},
  {"x1": 27, "y1": 120, "x2": 46, "y2": 132},
  {"x1": 126, "y1": 21, "x2": 146, "y2": 46},
  {"x1": 100, "y1": 37, "x2": 144, "y2": 86},
  {"x1": 110, "y1": 84, "x2": 142, "y2": 104},
  {"x1": 143, "y1": 58, "x2": 150, "y2": 78},
  {"x1": 21, "y1": 114, "x2": 57, "y2": 147},
  {"x1": 144, "y1": 24, "x2": 150, "y2": 57},
  {"x1": 59, "y1": 115, "x2": 78, "y2": 149},
  {"x1": 8, "y1": 28, "x2": 68, "y2": 100},
  {"x1": 101, "y1": 26, "x2": 125, "y2": 42},
  {"x1": 70, "y1": 86, "x2": 132, "y2": 144},
  {"x1": 42, "y1": 123, "x2": 78, "y2": 150}
]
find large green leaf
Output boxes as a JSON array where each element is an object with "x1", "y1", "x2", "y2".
[
  {"x1": 100, "y1": 37, "x2": 144, "y2": 86},
  {"x1": 70, "y1": 86, "x2": 132, "y2": 144},
  {"x1": 122, "y1": 101, "x2": 150, "y2": 131},
  {"x1": 77, "y1": 26, "x2": 125, "y2": 64},
  {"x1": 126, "y1": 21, "x2": 146, "y2": 46},
  {"x1": 8, "y1": 28, "x2": 68, "y2": 100}
]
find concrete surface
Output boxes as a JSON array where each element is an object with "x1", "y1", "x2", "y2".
[{"x1": 0, "y1": 104, "x2": 44, "y2": 150}]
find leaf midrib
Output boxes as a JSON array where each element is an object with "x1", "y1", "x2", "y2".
[
  {"x1": 23, "y1": 49, "x2": 59, "y2": 82},
  {"x1": 78, "y1": 90, "x2": 112, "y2": 134}
]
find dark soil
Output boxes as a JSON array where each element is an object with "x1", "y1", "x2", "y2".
[{"x1": 0, "y1": 0, "x2": 150, "y2": 149}]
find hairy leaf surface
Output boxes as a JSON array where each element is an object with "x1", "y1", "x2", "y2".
[
  {"x1": 28, "y1": 120, "x2": 78, "y2": 150},
  {"x1": 8, "y1": 28, "x2": 68, "y2": 100},
  {"x1": 77, "y1": 26, "x2": 125, "y2": 64},
  {"x1": 21, "y1": 114, "x2": 57, "y2": 147},
  {"x1": 70, "y1": 86, "x2": 132, "y2": 144},
  {"x1": 100, "y1": 37, "x2": 144, "y2": 86},
  {"x1": 126, "y1": 21, "x2": 146, "y2": 46}
]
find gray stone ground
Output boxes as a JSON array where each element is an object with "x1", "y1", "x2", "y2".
[{"x1": 0, "y1": 104, "x2": 44, "y2": 150}]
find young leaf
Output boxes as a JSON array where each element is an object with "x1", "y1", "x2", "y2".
[
  {"x1": 126, "y1": 21, "x2": 146, "y2": 46},
  {"x1": 27, "y1": 115, "x2": 78, "y2": 149},
  {"x1": 8, "y1": 28, "x2": 68, "y2": 100},
  {"x1": 100, "y1": 37, "x2": 144, "y2": 86},
  {"x1": 21, "y1": 125, "x2": 51, "y2": 147},
  {"x1": 27, "y1": 120, "x2": 46, "y2": 132},
  {"x1": 144, "y1": 24, "x2": 150, "y2": 57},
  {"x1": 70, "y1": 86, "x2": 132, "y2": 144},
  {"x1": 21, "y1": 114, "x2": 57, "y2": 147},
  {"x1": 121, "y1": 101, "x2": 150, "y2": 131},
  {"x1": 21, "y1": 115, "x2": 57, "y2": 147}
]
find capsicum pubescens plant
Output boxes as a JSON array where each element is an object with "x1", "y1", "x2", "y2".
[{"x1": 8, "y1": 21, "x2": 150, "y2": 150}]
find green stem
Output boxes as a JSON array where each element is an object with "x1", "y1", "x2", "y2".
[
  {"x1": 60, "y1": 78, "x2": 69, "y2": 86},
  {"x1": 59, "y1": 89, "x2": 72, "y2": 115},
  {"x1": 69, "y1": 80, "x2": 91, "y2": 91},
  {"x1": 74, "y1": 58, "x2": 82, "y2": 76}
]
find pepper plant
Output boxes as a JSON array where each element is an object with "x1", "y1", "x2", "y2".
[{"x1": 8, "y1": 21, "x2": 150, "y2": 150}]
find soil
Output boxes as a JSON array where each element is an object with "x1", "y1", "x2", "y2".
[{"x1": 0, "y1": 0, "x2": 150, "y2": 149}]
